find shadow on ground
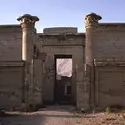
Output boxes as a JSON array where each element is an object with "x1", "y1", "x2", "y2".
[
  {"x1": 0, "y1": 113, "x2": 46, "y2": 125},
  {"x1": 0, "y1": 105, "x2": 97, "y2": 125}
]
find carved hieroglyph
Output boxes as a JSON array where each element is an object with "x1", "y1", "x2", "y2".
[{"x1": 84, "y1": 13, "x2": 102, "y2": 28}]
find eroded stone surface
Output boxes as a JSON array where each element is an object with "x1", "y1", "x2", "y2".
[{"x1": 1, "y1": 13, "x2": 125, "y2": 110}]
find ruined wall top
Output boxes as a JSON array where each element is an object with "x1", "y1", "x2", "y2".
[
  {"x1": 43, "y1": 27, "x2": 77, "y2": 35},
  {"x1": 84, "y1": 13, "x2": 102, "y2": 28}
]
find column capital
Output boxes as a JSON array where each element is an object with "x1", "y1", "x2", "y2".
[
  {"x1": 17, "y1": 14, "x2": 39, "y2": 29},
  {"x1": 84, "y1": 13, "x2": 102, "y2": 28}
]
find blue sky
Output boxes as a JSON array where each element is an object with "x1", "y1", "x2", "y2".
[{"x1": 0, "y1": 0, "x2": 125, "y2": 32}]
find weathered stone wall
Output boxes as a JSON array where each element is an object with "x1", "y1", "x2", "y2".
[
  {"x1": 91, "y1": 24, "x2": 125, "y2": 108},
  {"x1": 0, "y1": 61, "x2": 24, "y2": 109},
  {"x1": 1, "y1": 21, "x2": 125, "y2": 110},
  {"x1": 0, "y1": 25, "x2": 23, "y2": 109},
  {"x1": 0, "y1": 24, "x2": 44, "y2": 108},
  {"x1": 33, "y1": 59, "x2": 43, "y2": 105},
  {"x1": 93, "y1": 24, "x2": 125, "y2": 59},
  {"x1": 94, "y1": 58, "x2": 125, "y2": 108},
  {"x1": 0, "y1": 25, "x2": 22, "y2": 61}
]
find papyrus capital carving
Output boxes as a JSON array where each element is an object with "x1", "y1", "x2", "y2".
[
  {"x1": 84, "y1": 13, "x2": 102, "y2": 28},
  {"x1": 17, "y1": 14, "x2": 39, "y2": 29}
]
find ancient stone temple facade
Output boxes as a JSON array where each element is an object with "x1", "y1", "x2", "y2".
[{"x1": 0, "y1": 13, "x2": 125, "y2": 111}]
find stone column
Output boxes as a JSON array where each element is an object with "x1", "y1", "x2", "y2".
[
  {"x1": 17, "y1": 14, "x2": 39, "y2": 110},
  {"x1": 84, "y1": 13, "x2": 102, "y2": 66},
  {"x1": 84, "y1": 13, "x2": 101, "y2": 109},
  {"x1": 17, "y1": 14, "x2": 39, "y2": 62}
]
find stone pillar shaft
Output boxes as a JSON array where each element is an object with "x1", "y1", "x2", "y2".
[
  {"x1": 84, "y1": 13, "x2": 102, "y2": 65},
  {"x1": 17, "y1": 14, "x2": 39, "y2": 110},
  {"x1": 84, "y1": 13, "x2": 102, "y2": 109},
  {"x1": 18, "y1": 14, "x2": 39, "y2": 62},
  {"x1": 85, "y1": 28, "x2": 94, "y2": 66},
  {"x1": 22, "y1": 31, "x2": 34, "y2": 62}
]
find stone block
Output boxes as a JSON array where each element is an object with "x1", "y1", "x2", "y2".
[{"x1": 43, "y1": 27, "x2": 78, "y2": 34}]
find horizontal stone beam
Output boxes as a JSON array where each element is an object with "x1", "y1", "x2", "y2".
[
  {"x1": 0, "y1": 61, "x2": 24, "y2": 66},
  {"x1": 94, "y1": 58, "x2": 125, "y2": 66}
]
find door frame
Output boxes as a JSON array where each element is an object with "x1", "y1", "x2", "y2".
[{"x1": 54, "y1": 54, "x2": 72, "y2": 103}]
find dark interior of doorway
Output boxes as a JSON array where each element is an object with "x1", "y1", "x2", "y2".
[{"x1": 54, "y1": 55, "x2": 73, "y2": 105}]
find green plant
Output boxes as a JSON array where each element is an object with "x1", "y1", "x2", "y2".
[{"x1": 106, "y1": 107, "x2": 111, "y2": 113}]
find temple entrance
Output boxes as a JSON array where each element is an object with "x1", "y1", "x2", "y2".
[{"x1": 54, "y1": 55, "x2": 72, "y2": 104}]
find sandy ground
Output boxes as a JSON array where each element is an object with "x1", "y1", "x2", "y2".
[{"x1": 0, "y1": 106, "x2": 125, "y2": 125}]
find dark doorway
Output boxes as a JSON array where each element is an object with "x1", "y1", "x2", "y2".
[{"x1": 54, "y1": 55, "x2": 72, "y2": 105}]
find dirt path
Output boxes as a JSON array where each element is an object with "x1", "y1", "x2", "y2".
[{"x1": 0, "y1": 106, "x2": 125, "y2": 125}]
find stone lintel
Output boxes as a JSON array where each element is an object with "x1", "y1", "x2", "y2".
[
  {"x1": 99, "y1": 23, "x2": 125, "y2": 27},
  {"x1": 94, "y1": 58, "x2": 125, "y2": 66},
  {"x1": 0, "y1": 61, "x2": 24, "y2": 66},
  {"x1": 38, "y1": 33, "x2": 85, "y2": 36},
  {"x1": 0, "y1": 24, "x2": 20, "y2": 28},
  {"x1": 43, "y1": 27, "x2": 78, "y2": 35}
]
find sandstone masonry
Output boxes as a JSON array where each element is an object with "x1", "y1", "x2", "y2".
[{"x1": 0, "y1": 13, "x2": 125, "y2": 111}]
